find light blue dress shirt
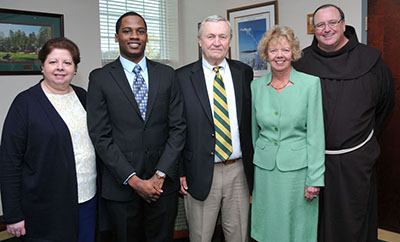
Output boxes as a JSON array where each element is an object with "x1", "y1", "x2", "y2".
[{"x1": 119, "y1": 55, "x2": 165, "y2": 184}]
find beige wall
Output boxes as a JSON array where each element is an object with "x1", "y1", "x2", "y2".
[
  {"x1": 0, "y1": 0, "x2": 362, "y2": 216},
  {"x1": 177, "y1": 0, "x2": 362, "y2": 67},
  {"x1": 0, "y1": 0, "x2": 101, "y2": 215}
]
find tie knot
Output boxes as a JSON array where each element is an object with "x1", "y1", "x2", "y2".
[
  {"x1": 133, "y1": 65, "x2": 142, "y2": 74},
  {"x1": 213, "y1": 66, "x2": 221, "y2": 73}
]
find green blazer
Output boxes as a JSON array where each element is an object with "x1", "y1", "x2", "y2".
[{"x1": 251, "y1": 67, "x2": 325, "y2": 186}]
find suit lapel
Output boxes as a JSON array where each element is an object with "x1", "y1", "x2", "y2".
[
  {"x1": 109, "y1": 59, "x2": 142, "y2": 119},
  {"x1": 145, "y1": 59, "x2": 160, "y2": 123},
  {"x1": 228, "y1": 59, "x2": 243, "y2": 126},
  {"x1": 190, "y1": 60, "x2": 213, "y2": 125}
]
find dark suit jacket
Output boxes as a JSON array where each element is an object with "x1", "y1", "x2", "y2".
[
  {"x1": 0, "y1": 82, "x2": 86, "y2": 242},
  {"x1": 87, "y1": 58, "x2": 185, "y2": 201},
  {"x1": 176, "y1": 59, "x2": 254, "y2": 201}
]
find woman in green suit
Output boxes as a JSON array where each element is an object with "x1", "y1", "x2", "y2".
[{"x1": 251, "y1": 25, "x2": 325, "y2": 242}]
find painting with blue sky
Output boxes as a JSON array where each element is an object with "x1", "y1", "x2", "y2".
[
  {"x1": 228, "y1": 2, "x2": 276, "y2": 76},
  {"x1": 238, "y1": 19, "x2": 266, "y2": 53},
  {"x1": 237, "y1": 18, "x2": 268, "y2": 71},
  {"x1": 0, "y1": 22, "x2": 51, "y2": 55},
  {"x1": 0, "y1": 23, "x2": 43, "y2": 37}
]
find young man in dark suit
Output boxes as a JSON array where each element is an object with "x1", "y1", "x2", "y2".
[
  {"x1": 177, "y1": 15, "x2": 254, "y2": 242},
  {"x1": 87, "y1": 11, "x2": 186, "y2": 242}
]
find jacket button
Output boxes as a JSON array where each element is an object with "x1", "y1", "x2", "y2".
[
  {"x1": 211, "y1": 133, "x2": 215, "y2": 137},
  {"x1": 274, "y1": 127, "x2": 278, "y2": 131},
  {"x1": 274, "y1": 141, "x2": 278, "y2": 146},
  {"x1": 274, "y1": 111, "x2": 279, "y2": 116},
  {"x1": 210, "y1": 152, "x2": 214, "y2": 155}
]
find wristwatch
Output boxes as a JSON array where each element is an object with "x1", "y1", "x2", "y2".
[{"x1": 156, "y1": 170, "x2": 166, "y2": 179}]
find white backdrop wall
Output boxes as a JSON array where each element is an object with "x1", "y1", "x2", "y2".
[
  {"x1": 177, "y1": 0, "x2": 362, "y2": 67},
  {"x1": 0, "y1": 0, "x2": 102, "y2": 215},
  {"x1": 0, "y1": 0, "x2": 361, "y2": 216}
]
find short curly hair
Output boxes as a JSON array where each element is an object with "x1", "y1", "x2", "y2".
[
  {"x1": 258, "y1": 25, "x2": 302, "y2": 62},
  {"x1": 38, "y1": 37, "x2": 80, "y2": 69}
]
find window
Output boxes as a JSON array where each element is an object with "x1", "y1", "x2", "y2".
[{"x1": 99, "y1": 0, "x2": 178, "y2": 66}]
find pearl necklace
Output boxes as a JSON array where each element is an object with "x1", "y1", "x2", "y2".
[{"x1": 269, "y1": 80, "x2": 291, "y2": 90}]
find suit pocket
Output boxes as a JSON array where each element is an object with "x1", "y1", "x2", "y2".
[
  {"x1": 290, "y1": 139, "x2": 307, "y2": 151},
  {"x1": 277, "y1": 139, "x2": 307, "y2": 171},
  {"x1": 155, "y1": 93, "x2": 169, "y2": 105},
  {"x1": 153, "y1": 93, "x2": 169, "y2": 119},
  {"x1": 253, "y1": 139, "x2": 275, "y2": 170},
  {"x1": 157, "y1": 93, "x2": 169, "y2": 98}
]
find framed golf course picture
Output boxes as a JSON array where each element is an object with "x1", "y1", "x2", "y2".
[{"x1": 0, "y1": 8, "x2": 64, "y2": 75}]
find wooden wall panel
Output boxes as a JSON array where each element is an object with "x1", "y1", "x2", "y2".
[{"x1": 368, "y1": 0, "x2": 400, "y2": 233}]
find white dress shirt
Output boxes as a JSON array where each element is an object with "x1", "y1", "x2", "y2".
[{"x1": 202, "y1": 57, "x2": 242, "y2": 162}]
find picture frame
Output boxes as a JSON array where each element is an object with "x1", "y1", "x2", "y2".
[
  {"x1": 0, "y1": 8, "x2": 64, "y2": 75},
  {"x1": 227, "y1": 1, "x2": 278, "y2": 77},
  {"x1": 198, "y1": 22, "x2": 202, "y2": 59},
  {"x1": 307, "y1": 14, "x2": 315, "y2": 34}
]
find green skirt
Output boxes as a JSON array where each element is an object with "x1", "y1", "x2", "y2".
[{"x1": 251, "y1": 165, "x2": 319, "y2": 242}]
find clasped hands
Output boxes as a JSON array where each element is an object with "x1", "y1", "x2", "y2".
[
  {"x1": 6, "y1": 220, "x2": 26, "y2": 237},
  {"x1": 128, "y1": 173, "x2": 165, "y2": 203}
]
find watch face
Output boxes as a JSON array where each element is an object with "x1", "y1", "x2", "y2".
[{"x1": 156, "y1": 170, "x2": 166, "y2": 178}]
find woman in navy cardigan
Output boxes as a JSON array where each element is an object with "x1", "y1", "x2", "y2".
[{"x1": 0, "y1": 38, "x2": 97, "y2": 242}]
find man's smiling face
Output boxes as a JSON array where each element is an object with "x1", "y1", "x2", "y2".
[{"x1": 115, "y1": 15, "x2": 148, "y2": 63}]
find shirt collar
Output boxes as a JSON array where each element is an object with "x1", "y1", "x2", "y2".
[
  {"x1": 202, "y1": 57, "x2": 227, "y2": 75},
  {"x1": 266, "y1": 66, "x2": 297, "y2": 85},
  {"x1": 119, "y1": 55, "x2": 148, "y2": 73}
]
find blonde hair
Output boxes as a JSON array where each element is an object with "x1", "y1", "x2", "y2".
[{"x1": 258, "y1": 25, "x2": 302, "y2": 62}]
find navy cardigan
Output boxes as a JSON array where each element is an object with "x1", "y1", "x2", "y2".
[{"x1": 0, "y1": 81, "x2": 87, "y2": 242}]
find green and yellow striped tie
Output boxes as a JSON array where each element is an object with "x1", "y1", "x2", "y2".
[{"x1": 213, "y1": 66, "x2": 232, "y2": 161}]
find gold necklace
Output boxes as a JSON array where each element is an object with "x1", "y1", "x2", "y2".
[{"x1": 269, "y1": 80, "x2": 290, "y2": 90}]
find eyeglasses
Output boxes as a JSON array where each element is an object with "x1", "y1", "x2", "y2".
[{"x1": 314, "y1": 19, "x2": 343, "y2": 30}]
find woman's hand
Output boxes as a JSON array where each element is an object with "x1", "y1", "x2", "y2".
[
  {"x1": 6, "y1": 220, "x2": 26, "y2": 237},
  {"x1": 304, "y1": 185, "x2": 320, "y2": 202}
]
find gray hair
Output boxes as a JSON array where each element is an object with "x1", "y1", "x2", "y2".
[{"x1": 198, "y1": 15, "x2": 233, "y2": 38}]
